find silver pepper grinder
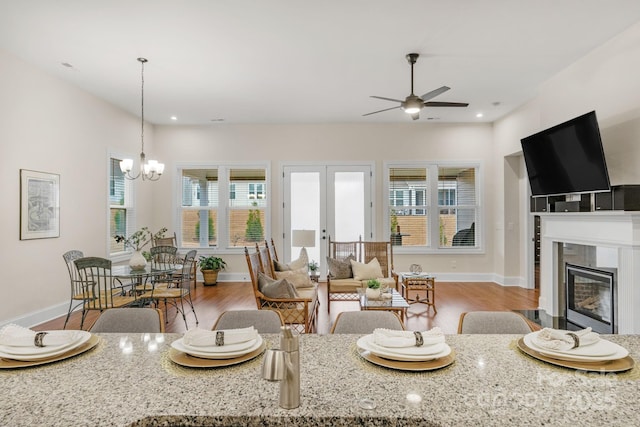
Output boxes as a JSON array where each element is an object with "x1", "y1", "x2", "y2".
[{"x1": 261, "y1": 326, "x2": 300, "y2": 409}]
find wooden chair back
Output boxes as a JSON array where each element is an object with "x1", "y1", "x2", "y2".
[
  {"x1": 259, "y1": 241, "x2": 276, "y2": 278},
  {"x1": 269, "y1": 238, "x2": 279, "y2": 263},
  {"x1": 362, "y1": 240, "x2": 393, "y2": 278},
  {"x1": 153, "y1": 232, "x2": 177, "y2": 247},
  {"x1": 328, "y1": 236, "x2": 360, "y2": 262}
]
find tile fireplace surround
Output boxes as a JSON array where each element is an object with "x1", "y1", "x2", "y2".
[{"x1": 539, "y1": 212, "x2": 640, "y2": 334}]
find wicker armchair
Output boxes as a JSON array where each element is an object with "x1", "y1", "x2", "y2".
[
  {"x1": 244, "y1": 245, "x2": 318, "y2": 334},
  {"x1": 326, "y1": 236, "x2": 398, "y2": 312}
]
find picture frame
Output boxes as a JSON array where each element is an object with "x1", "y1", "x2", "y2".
[{"x1": 20, "y1": 169, "x2": 60, "y2": 240}]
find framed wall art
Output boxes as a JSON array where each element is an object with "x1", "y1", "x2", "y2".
[{"x1": 20, "y1": 169, "x2": 60, "y2": 240}]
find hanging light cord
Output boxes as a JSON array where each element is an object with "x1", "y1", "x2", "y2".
[{"x1": 139, "y1": 57, "x2": 147, "y2": 156}]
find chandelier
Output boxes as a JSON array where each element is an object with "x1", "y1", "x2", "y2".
[{"x1": 120, "y1": 57, "x2": 164, "y2": 181}]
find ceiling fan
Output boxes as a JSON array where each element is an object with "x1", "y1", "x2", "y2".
[{"x1": 363, "y1": 53, "x2": 469, "y2": 120}]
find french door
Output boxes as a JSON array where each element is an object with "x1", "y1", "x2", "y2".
[{"x1": 282, "y1": 164, "x2": 373, "y2": 274}]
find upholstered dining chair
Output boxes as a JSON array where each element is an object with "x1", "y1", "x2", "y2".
[
  {"x1": 62, "y1": 249, "x2": 85, "y2": 329},
  {"x1": 212, "y1": 310, "x2": 284, "y2": 334},
  {"x1": 330, "y1": 311, "x2": 405, "y2": 334},
  {"x1": 457, "y1": 311, "x2": 535, "y2": 334},
  {"x1": 89, "y1": 308, "x2": 165, "y2": 333}
]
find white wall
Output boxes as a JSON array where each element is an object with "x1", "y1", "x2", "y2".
[
  {"x1": 493, "y1": 21, "x2": 640, "y2": 289},
  {"x1": 151, "y1": 123, "x2": 496, "y2": 277},
  {"x1": 0, "y1": 50, "x2": 155, "y2": 325}
]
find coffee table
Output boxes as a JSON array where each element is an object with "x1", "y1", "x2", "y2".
[{"x1": 358, "y1": 288, "x2": 410, "y2": 321}]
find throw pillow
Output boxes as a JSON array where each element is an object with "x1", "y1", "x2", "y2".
[
  {"x1": 326, "y1": 255, "x2": 355, "y2": 279},
  {"x1": 350, "y1": 257, "x2": 384, "y2": 281},
  {"x1": 257, "y1": 272, "x2": 299, "y2": 299},
  {"x1": 274, "y1": 247, "x2": 309, "y2": 271},
  {"x1": 275, "y1": 267, "x2": 314, "y2": 288}
]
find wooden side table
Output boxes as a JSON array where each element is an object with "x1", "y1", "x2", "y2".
[{"x1": 401, "y1": 274, "x2": 437, "y2": 314}]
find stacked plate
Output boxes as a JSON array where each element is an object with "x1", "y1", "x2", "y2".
[
  {"x1": 169, "y1": 329, "x2": 265, "y2": 368},
  {"x1": 518, "y1": 330, "x2": 634, "y2": 372},
  {"x1": 356, "y1": 333, "x2": 455, "y2": 371},
  {"x1": 0, "y1": 330, "x2": 94, "y2": 367}
]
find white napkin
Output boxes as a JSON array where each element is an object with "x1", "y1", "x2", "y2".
[
  {"x1": 182, "y1": 326, "x2": 258, "y2": 348},
  {"x1": 373, "y1": 327, "x2": 445, "y2": 348},
  {"x1": 533, "y1": 327, "x2": 600, "y2": 352},
  {"x1": 0, "y1": 324, "x2": 77, "y2": 348}
]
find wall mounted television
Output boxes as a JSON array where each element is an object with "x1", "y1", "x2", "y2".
[{"x1": 521, "y1": 111, "x2": 611, "y2": 197}]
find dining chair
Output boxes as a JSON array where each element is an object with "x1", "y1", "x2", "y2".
[
  {"x1": 148, "y1": 245, "x2": 179, "y2": 290},
  {"x1": 330, "y1": 311, "x2": 405, "y2": 334},
  {"x1": 148, "y1": 250, "x2": 198, "y2": 329},
  {"x1": 62, "y1": 249, "x2": 85, "y2": 329},
  {"x1": 457, "y1": 311, "x2": 535, "y2": 334},
  {"x1": 212, "y1": 310, "x2": 284, "y2": 333},
  {"x1": 73, "y1": 257, "x2": 137, "y2": 330},
  {"x1": 153, "y1": 232, "x2": 177, "y2": 247},
  {"x1": 89, "y1": 308, "x2": 165, "y2": 333}
]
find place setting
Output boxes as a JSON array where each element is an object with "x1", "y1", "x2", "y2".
[
  {"x1": 356, "y1": 327, "x2": 455, "y2": 371},
  {"x1": 517, "y1": 327, "x2": 635, "y2": 372},
  {"x1": 169, "y1": 326, "x2": 266, "y2": 368},
  {"x1": 0, "y1": 324, "x2": 99, "y2": 369}
]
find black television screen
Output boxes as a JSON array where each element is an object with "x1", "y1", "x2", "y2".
[{"x1": 520, "y1": 111, "x2": 611, "y2": 197}]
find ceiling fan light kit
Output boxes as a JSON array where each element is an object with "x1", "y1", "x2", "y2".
[{"x1": 364, "y1": 53, "x2": 469, "y2": 120}]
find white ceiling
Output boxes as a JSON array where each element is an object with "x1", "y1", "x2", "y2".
[{"x1": 1, "y1": 1, "x2": 640, "y2": 125}]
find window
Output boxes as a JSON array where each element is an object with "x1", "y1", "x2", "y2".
[
  {"x1": 109, "y1": 156, "x2": 135, "y2": 256},
  {"x1": 387, "y1": 163, "x2": 479, "y2": 251},
  {"x1": 179, "y1": 165, "x2": 269, "y2": 250}
]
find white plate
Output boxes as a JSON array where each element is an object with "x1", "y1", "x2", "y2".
[
  {"x1": 357, "y1": 335, "x2": 451, "y2": 361},
  {"x1": 524, "y1": 332, "x2": 628, "y2": 362},
  {"x1": 0, "y1": 331, "x2": 91, "y2": 361},
  {"x1": 367, "y1": 338, "x2": 445, "y2": 356},
  {"x1": 181, "y1": 337, "x2": 258, "y2": 354},
  {"x1": 171, "y1": 335, "x2": 263, "y2": 359}
]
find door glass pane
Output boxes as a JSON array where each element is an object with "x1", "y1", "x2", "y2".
[
  {"x1": 290, "y1": 172, "x2": 320, "y2": 265},
  {"x1": 334, "y1": 172, "x2": 364, "y2": 241}
]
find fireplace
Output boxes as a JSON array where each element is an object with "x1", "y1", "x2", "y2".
[{"x1": 565, "y1": 263, "x2": 616, "y2": 334}]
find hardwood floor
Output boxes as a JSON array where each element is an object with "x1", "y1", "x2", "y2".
[{"x1": 35, "y1": 280, "x2": 539, "y2": 334}]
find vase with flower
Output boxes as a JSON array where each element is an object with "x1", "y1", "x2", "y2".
[{"x1": 114, "y1": 227, "x2": 167, "y2": 270}]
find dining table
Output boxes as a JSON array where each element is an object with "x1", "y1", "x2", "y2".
[{"x1": 0, "y1": 333, "x2": 638, "y2": 426}]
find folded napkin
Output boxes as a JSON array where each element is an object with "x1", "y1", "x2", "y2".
[
  {"x1": 0, "y1": 324, "x2": 77, "y2": 348},
  {"x1": 373, "y1": 327, "x2": 445, "y2": 348},
  {"x1": 182, "y1": 326, "x2": 258, "y2": 347},
  {"x1": 534, "y1": 327, "x2": 600, "y2": 352}
]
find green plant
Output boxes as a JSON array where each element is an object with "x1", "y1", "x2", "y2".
[
  {"x1": 245, "y1": 202, "x2": 264, "y2": 242},
  {"x1": 367, "y1": 279, "x2": 381, "y2": 289},
  {"x1": 308, "y1": 260, "x2": 319, "y2": 272},
  {"x1": 199, "y1": 255, "x2": 227, "y2": 271},
  {"x1": 390, "y1": 210, "x2": 399, "y2": 233},
  {"x1": 195, "y1": 216, "x2": 216, "y2": 240}
]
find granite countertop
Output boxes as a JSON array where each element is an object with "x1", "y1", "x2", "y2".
[{"x1": 1, "y1": 333, "x2": 638, "y2": 426}]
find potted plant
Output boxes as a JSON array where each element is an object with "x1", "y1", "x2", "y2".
[
  {"x1": 199, "y1": 255, "x2": 227, "y2": 286},
  {"x1": 366, "y1": 278, "x2": 381, "y2": 299}
]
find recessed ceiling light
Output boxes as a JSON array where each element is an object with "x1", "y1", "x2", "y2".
[
  {"x1": 61, "y1": 62, "x2": 73, "y2": 68},
  {"x1": 476, "y1": 113, "x2": 484, "y2": 118},
  {"x1": 210, "y1": 118, "x2": 225, "y2": 122},
  {"x1": 170, "y1": 116, "x2": 177, "y2": 121}
]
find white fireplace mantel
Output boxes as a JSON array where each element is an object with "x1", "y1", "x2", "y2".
[{"x1": 538, "y1": 211, "x2": 640, "y2": 334}]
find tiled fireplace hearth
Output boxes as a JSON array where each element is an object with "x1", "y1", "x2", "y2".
[{"x1": 539, "y1": 212, "x2": 640, "y2": 334}]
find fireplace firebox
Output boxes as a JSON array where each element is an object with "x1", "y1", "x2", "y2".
[{"x1": 565, "y1": 263, "x2": 616, "y2": 334}]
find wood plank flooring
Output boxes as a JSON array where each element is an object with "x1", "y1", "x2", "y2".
[{"x1": 35, "y1": 280, "x2": 539, "y2": 334}]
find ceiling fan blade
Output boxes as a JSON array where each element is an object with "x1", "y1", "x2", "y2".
[
  {"x1": 424, "y1": 101, "x2": 469, "y2": 107},
  {"x1": 419, "y1": 86, "x2": 450, "y2": 102},
  {"x1": 370, "y1": 95, "x2": 404, "y2": 103},
  {"x1": 411, "y1": 113, "x2": 420, "y2": 121},
  {"x1": 362, "y1": 105, "x2": 401, "y2": 116}
]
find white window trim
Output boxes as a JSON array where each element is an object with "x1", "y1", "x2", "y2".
[
  {"x1": 175, "y1": 161, "x2": 271, "y2": 255},
  {"x1": 384, "y1": 160, "x2": 484, "y2": 254},
  {"x1": 107, "y1": 150, "x2": 137, "y2": 262}
]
